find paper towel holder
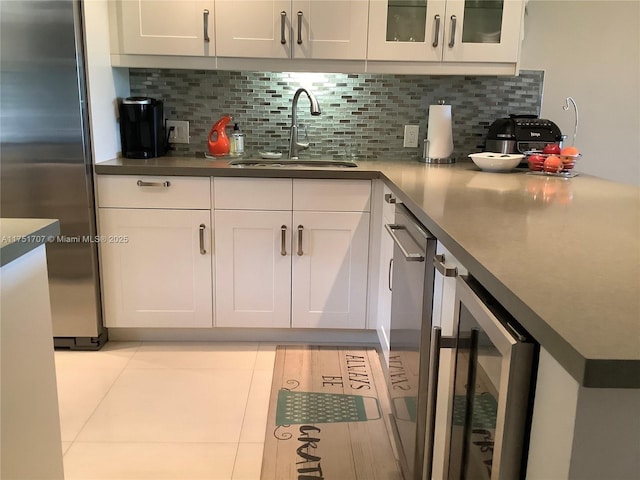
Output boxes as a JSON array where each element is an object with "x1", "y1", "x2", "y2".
[
  {"x1": 421, "y1": 138, "x2": 455, "y2": 164},
  {"x1": 420, "y1": 99, "x2": 455, "y2": 164}
]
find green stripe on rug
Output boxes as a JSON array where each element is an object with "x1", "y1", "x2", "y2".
[{"x1": 276, "y1": 389, "x2": 375, "y2": 425}]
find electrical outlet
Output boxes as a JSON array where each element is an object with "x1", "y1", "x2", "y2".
[
  {"x1": 403, "y1": 125, "x2": 420, "y2": 148},
  {"x1": 166, "y1": 120, "x2": 190, "y2": 144}
]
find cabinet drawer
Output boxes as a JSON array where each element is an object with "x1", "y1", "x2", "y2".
[
  {"x1": 214, "y1": 177, "x2": 292, "y2": 210},
  {"x1": 97, "y1": 175, "x2": 211, "y2": 209},
  {"x1": 293, "y1": 179, "x2": 371, "y2": 212}
]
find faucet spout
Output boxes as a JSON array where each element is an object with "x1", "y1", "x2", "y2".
[{"x1": 289, "y1": 88, "x2": 321, "y2": 159}]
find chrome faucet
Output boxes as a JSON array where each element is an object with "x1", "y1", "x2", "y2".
[{"x1": 288, "y1": 88, "x2": 321, "y2": 159}]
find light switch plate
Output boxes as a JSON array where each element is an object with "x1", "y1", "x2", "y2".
[
  {"x1": 403, "y1": 125, "x2": 419, "y2": 148},
  {"x1": 166, "y1": 120, "x2": 190, "y2": 144}
]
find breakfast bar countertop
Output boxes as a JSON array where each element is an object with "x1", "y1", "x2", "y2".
[
  {"x1": 95, "y1": 157, "x2": 640, "y2": 388},
  {"x1": 0, "y1": 218, "x2": 61, "y2": 267}
]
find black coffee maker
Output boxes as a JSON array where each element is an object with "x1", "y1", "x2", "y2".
[{"x1": 119, "y1": 97, "x2": 166, "y2": 159}]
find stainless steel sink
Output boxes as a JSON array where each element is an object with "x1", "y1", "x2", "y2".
[{"x1": 228, "y1": 158, "x2": 358, "y2": 168}]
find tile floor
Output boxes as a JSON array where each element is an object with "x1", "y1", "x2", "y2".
[{"x1": 54, "y1": 341, "x2": 276, "y2": 480}]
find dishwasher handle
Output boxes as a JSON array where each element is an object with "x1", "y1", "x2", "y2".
[{"x1": 384, "y1": 223, "x2": 425, "y2": 262}]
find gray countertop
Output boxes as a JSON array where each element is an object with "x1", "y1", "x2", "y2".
[
  {"x1": 0, "y1": 218, "x2": 60, "y2": 267},
  {"x1": 95, "y1": 157, "x2": 640, "y2": 388}
]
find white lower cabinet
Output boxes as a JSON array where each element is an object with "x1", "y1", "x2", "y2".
[
  {"x1": 374, "y1": 182, "x2": 396, "y2": 366},
  {"x1": 99, "y1": 208, "x2": 213, "y2": 328},
  {"x1": 97, "y1": 175, "x2": 370, "y2": 330},
  {"x1": 213, "y1": 177, "x2": 371, "y2": 329},
  {"x1": 291, "y1": 210, "x2": 370, "y2": 329},
  {"x1": 214, "y1": 210, "x2": 292, "y2": 328},
  {"x1": 96, "y1": 175, "x2": 213, "y2": 328}
]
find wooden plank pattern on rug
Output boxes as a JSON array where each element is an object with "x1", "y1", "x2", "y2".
[{"x1": 261, "y1": 345, "x2": 403, "y2": 480}]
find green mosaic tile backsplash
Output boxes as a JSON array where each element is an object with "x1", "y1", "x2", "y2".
[{"x1": 129, "y1": 69, "x2": 543, "y2": 161}]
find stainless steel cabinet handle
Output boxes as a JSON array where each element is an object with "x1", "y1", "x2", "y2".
[
  {"x1": 423, "y1": 326, "x2": 442, "y2": 480},
  {"x1": 432, "y1": 14, "x2": 441, "y2": 47},
  {"x1": 199, "y1": 224, "x2": 206, "y2": 255},
  {"x1": 280, "y1": 11, "x2": 287, "y2": 44},
  {"x1": 448, "y1": 15, "x2": 457, "y2": 47},
  {"x1": 297, "y1": 225, "x2": 304, "y2": 256},
  {"x1": 434, "y1": 253, "x2": 458, "y2": 277},
  {"x1": 388, "y1": 258, "x2": 393, "y2": 291},
  {"x1": 280, "y1": 225, "x2": 287, "y2": 256},
  {"x1": 384, "y1": 193, "x2": 396, "y2": 204},
  {"x1": 203, "y1": 9, "x2": 210, "y2": 43},
  {"x1": 137, "y1": 180, "x2": 170, "y2": 188},
  {"x1": 297, "y1": 11, "x2": 303, "y2": 45},
  {"x1": 384, "y1": 224, "x2": 425, "y2": 262}
]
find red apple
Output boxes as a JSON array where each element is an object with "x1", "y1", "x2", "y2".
[
  {"x1": 542, "y1": 144, "x2": 561, "y2": 155},
  {"x1": 527, "y1": 154, "x2": 546, "y2": 171}
]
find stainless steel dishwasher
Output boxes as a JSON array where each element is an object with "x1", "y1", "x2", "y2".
[{"x1": 385, "y1": 202, "x2": 437, "y2": 480}]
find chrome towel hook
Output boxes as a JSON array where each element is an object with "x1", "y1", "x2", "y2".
[{"x1": 563, "y1": 97, "x2": 579, "y2": 146}]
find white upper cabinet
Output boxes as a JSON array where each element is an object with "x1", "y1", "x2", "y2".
[
  {"x1": 292, "y1": 0, "x2": 369, "y2": 60},
  {"x1": 110, "y1": 0, "x2": 525, "y2": 71},
  {"x1": 118, "y1": 0, "x2": 215, "y2": 56},
  {"x1": 215, "y1": 0, "x2": 291, "y2": 58},
  {"x1": 443, "y1": 0, "x2": 523, "y2": 63},
  {"x1": 367, "y1": 0, "x2": 524, "y2": 63},
  {"x1": 215, "y1": 0, "x2": 369, "y2": 60},
  {"x1": 368, "y1": 0, "x2": 446, "y2": 61}
]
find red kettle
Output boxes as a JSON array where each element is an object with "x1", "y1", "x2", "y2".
[{"x1": 208, "y1": 115, "x2": 232, "y2": 156}]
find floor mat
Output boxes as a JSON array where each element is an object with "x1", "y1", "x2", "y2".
[{"x1": 261, "y1": 345, "x2": 403, "y2": 480}]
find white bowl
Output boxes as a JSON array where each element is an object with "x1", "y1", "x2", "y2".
[{"x1": 468, "y1": 153, "x2": 524, "y2": 172}]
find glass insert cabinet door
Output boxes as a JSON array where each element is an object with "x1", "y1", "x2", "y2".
[
  {"x1": 367, "y1": 0, "x2": 524, "y2": 63},
  {"x1": 385, "y1": 0, "x2": 429, "y2": 43}
]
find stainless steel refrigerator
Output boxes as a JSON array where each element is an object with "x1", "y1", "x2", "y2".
[{"x1": 1, "y1": 0, "x2": 106, "y2": 349}]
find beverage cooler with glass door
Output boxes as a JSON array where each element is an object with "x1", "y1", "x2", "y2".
[{"x1": 424, "y1": 252, "x2": 538, "y2": 480}]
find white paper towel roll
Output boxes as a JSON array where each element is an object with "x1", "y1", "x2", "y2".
[{"x1": 426, "y1": 104, "x2": 453, "y2": 160}]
